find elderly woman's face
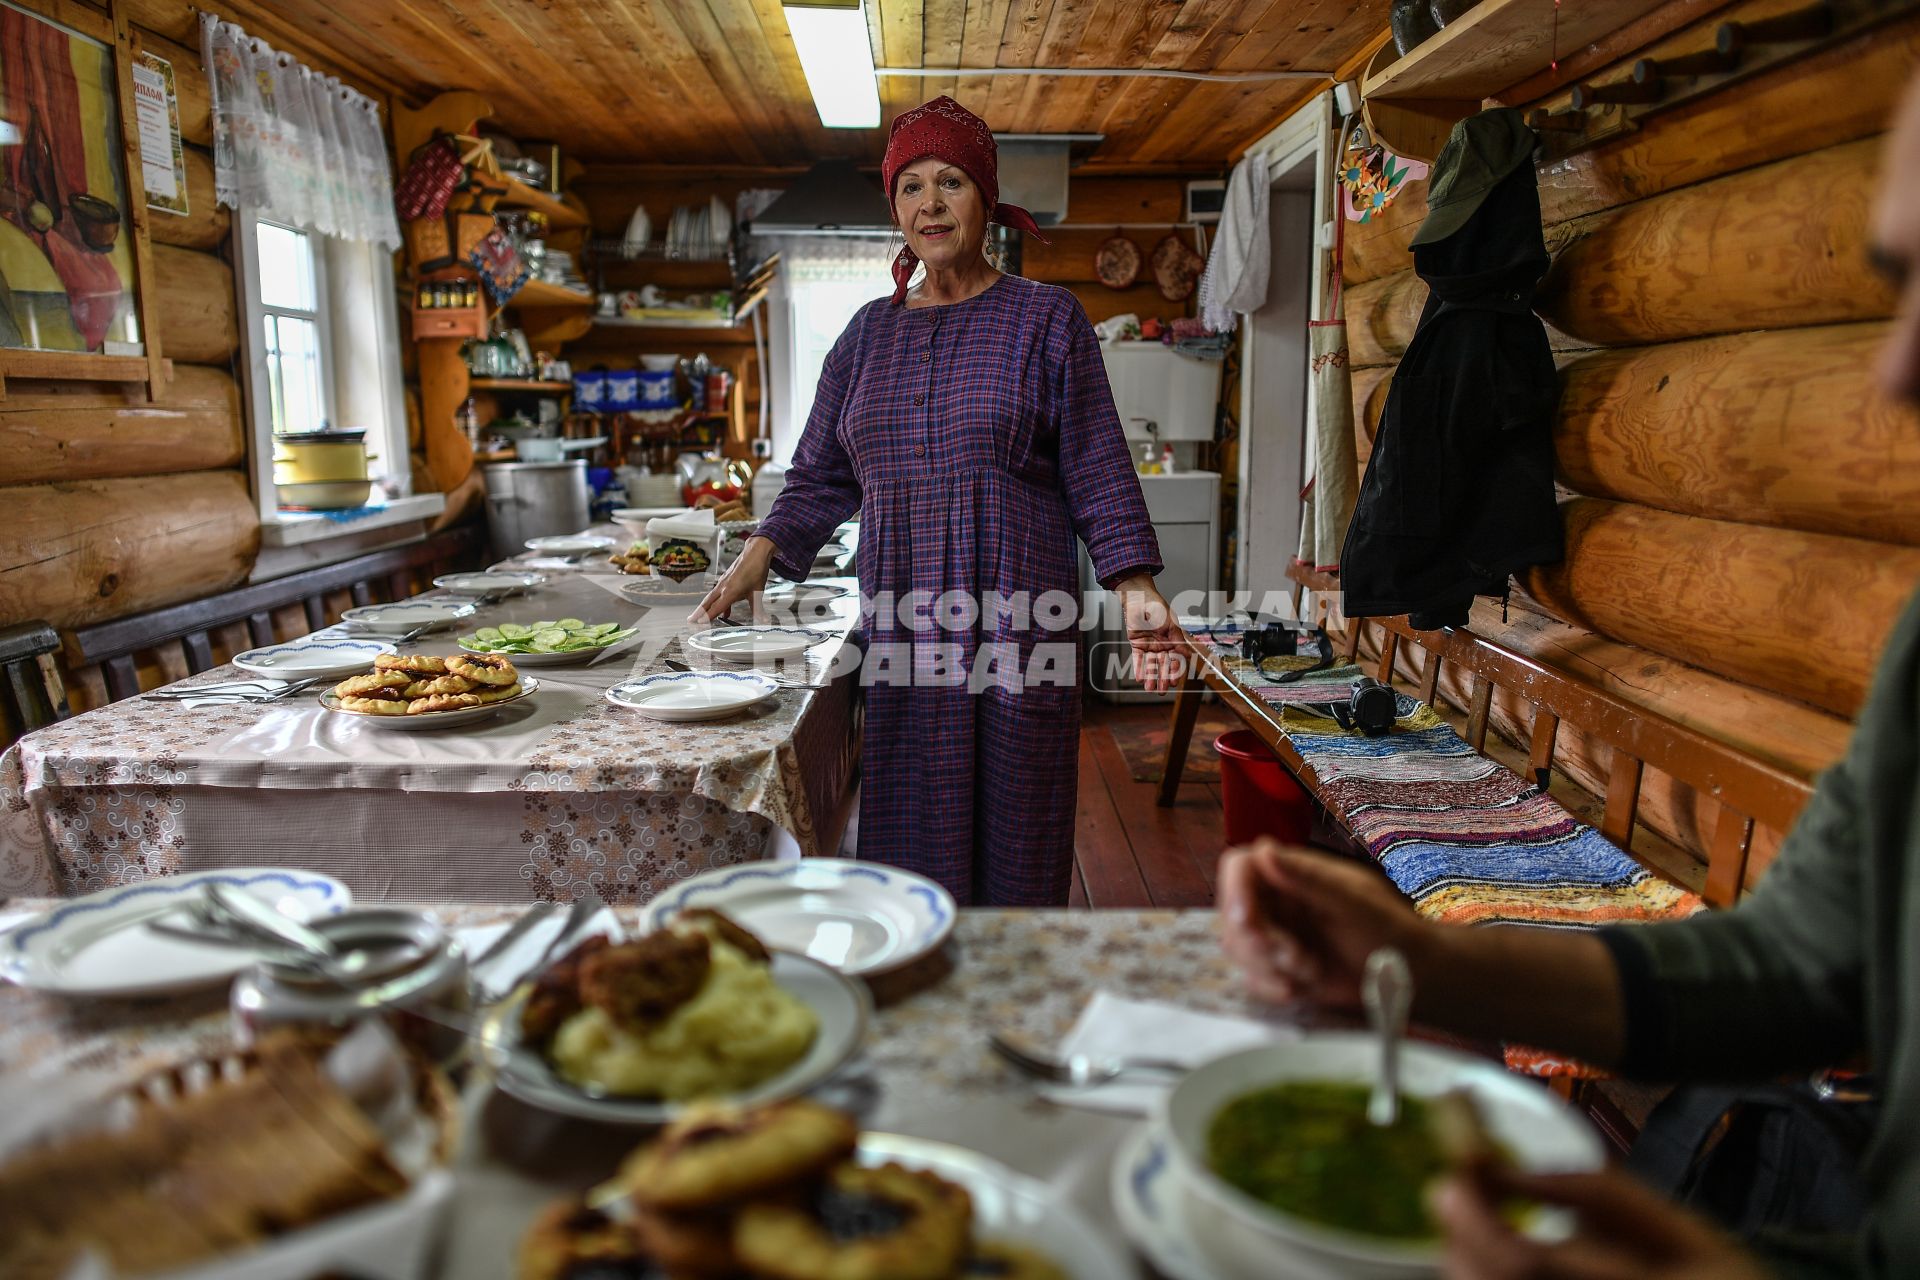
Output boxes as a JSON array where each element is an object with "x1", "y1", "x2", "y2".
[{"x1": 894, "y1": 158, "x2": 988, "y2": 274}]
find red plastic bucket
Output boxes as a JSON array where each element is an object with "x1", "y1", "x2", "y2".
[{"x1": 1213, "y1": 730, "x2": 1314, "y2": 847}]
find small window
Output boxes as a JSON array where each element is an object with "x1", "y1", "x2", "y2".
[
  {"x1": 253, "y1": 220, "x2": 329, "y2": 437},
  {"x1": 234, "y1": 207, "x2": 416, "y2": 532}
]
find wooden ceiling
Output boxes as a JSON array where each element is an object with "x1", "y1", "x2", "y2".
[{"x1": 177, "y1": 0, "x2": 1391, "y2": 172}]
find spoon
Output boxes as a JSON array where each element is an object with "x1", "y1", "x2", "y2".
[
  {"x1": 987, "y1": 1034, "x2": 1186, "y2": 1086},
  {"x1": 1362, "y1": 946, "x2": 1412, "y2": 1127}
]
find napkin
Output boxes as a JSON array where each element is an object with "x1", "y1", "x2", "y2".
[
  {"x1": 646, "y1": 509, "x2": 717, "y2": 543},
  {"x1": 1037, "y1": 991, "x2": 1292, "y2": 1116}
]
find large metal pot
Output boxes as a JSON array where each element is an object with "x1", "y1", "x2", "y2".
[
  {"x1": 274, "y1": 426, "x2": 373, "y2": 485},
  {"x1": 482, "y1": 460, "x2": 590, "y2": 561}
]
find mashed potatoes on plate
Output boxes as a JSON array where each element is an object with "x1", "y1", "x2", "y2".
[{"x1": 549, "y1": 935, "x2": 818, "y2": 1100}]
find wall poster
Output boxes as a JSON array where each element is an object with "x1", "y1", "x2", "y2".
[
  {"x1": 132, "y1": 49, "x2": 185, "y2": 218},
  {"x1": 0, "y1": 0, "x2": 142, "y2": 354}
]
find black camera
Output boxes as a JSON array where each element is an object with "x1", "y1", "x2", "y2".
[
  {"x1": 1239, "y1": 621, "x2": 1300, "y2": 663},
  {"x1": 1333, "y1": 676, "x2": 1398, "y2": 736}
]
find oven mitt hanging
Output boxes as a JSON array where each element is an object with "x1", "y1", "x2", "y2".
[
  {"x1": 470, "y1": 226, "x2": 529, "y2": 304},
  {"x1": 395, "y1": 135, "x2": 463, "y2": 221}
]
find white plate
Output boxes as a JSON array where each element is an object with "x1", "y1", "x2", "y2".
[
  {"x1": 524, "y1": 535, "x2": 615, "y2": 555},
  {"x1": 617, "y1": 578, "x2": 712, "y2": 603},
  {"x1": 481, "y1": 950, "x2": 870, "y2": 1125},
  {"x1": 431, "y1": 571, "x2": 544, "y2": 596},
  {"x1": 685, "y1": 626, "x2": 829, "y2": 662},
  {"x1": 339, "y1": 601, "x2": 476, "y2": 635},
  {"x1": 643, "y1": 859, "x2": 955, "y2": 976},
  {"x1": 320, "y1": 676, "x2": 540, "y2": 730},
  {"x1": 232, "y1": 638, "x2": 397, "y2": 681},
  {"x1": 0, "y1": 868, "x2": 352, "y2": 998},
  {"x1": 1112, "y1": 1122, "x2": 1246, "y2": 1280},
  {"x1": 863, "y1": 1133, "x2": 1135, "y2": 1280},
  {"x1": 605, "y1": 670, "x2": 777, "y2": 721}
]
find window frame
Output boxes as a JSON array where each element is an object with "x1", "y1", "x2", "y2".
[{"x1": 233, "y1": 205, "x2": 415, "y2": 531}]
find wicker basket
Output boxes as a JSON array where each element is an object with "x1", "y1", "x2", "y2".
[{"x1": 405, "y1": 217, "x2": 454, "y2": 273}]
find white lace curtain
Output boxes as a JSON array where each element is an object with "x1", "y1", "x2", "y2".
[{"x1": 201, "y1": 14, "x2": 401, "y2": 249}]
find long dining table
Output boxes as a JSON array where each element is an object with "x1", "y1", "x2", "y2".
[
  {"x1": 0, "y1": 565, "x2": 863, "y2": 904},
  {"x1": 0, "y1": 902, "x2": 1267, "y2": 1278}
]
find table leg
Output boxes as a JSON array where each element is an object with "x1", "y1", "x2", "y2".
[{"x1": 1157, "y1": 662, "x2": 1205, "y2": 807}]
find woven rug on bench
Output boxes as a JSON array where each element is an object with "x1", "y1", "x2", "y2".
[{"x1": 1192, "y1": 627, "x2": 1703, "y2": 1076}]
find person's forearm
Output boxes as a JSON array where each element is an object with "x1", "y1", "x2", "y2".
[{"x1": 1408, "y1": 925, "x2": 1628, "y2": 1068}]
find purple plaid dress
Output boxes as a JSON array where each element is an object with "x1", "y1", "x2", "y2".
[{"x1": 757, "y1": 275, "x2": 1161, "y2": 905}]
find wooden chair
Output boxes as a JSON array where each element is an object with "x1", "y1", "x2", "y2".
[
  {"x1": 65, "y1": 525, "x2": 485, "y2": 703},
  {"x1": 0, "y1": 622, "x2": 70, "y2": 746}
]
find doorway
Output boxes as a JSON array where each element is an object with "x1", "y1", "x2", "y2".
[{"x1": 1234, "y1": 101, "x2": 1333, "y2": 610}]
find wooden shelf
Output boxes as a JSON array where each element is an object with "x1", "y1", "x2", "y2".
[
  {"x1": 495, "y1": 174, "x2": 590, "y2": 231},
  {"x1": 512, "y1": 278, "x2": 594, "y2": 309},
  {"x1": 469, "y1": 378, "x2": 572, "y2": 392},
  {"x1": 1363, "y1": 0, "x2": 1673, "y2": 102}
]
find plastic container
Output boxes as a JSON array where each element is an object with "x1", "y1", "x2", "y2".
[{"x1": 1213, "y1": 730, "x2": 1314, "y2": 846}]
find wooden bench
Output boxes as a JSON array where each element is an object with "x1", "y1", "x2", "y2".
[
  {"x1": 59, "y1": 525, "x2": 485, "y2": 708},
  {"x1": 1158, "y1": 585, "x2": 1815, "y2": 908}
]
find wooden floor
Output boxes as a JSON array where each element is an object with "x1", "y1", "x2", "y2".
[{"x1": 1071, "y1": 699, "x2": 1226, "y2": 909}]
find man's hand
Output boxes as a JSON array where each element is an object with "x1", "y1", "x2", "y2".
[
  {"x1": 1112, "y1": 573, "x2": 1185, "y2": 694},
  {"x1": 691, "y1": 535, "x2": 776, "y2": 624},
  {"x1": 1218, "y1": 840, "x2": 1430, "y2": 1010},
  {"x1": 1434, "y1": 1163, "x2": 1772, "y2": 1280}
]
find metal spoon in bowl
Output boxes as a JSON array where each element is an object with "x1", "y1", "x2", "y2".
[{"x1": 1362, "y1": 946, "x2": 1413, "y2": 1126}]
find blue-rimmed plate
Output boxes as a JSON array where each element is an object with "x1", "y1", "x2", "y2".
[
  {"x1": 684, "y1": 625, "x2": 830, "y2": 662},
  {"x1": 232, "y1": 637, "x2": 397, "y2": 682},
  {"x1": 0, "y1": 868, "x2": 351, "y2": 998},
  {"x1": 339, "y1": 600, "x2": 476, "y2": 635},
  {"x1": 643, "y1": 859, "x2": 957, "y2": 976},
  {"x1": 606, "y1": 670, "x2": 777, "y2": 721},
  {"x1": 1112, "y1": 1123, "x2": 1238, "y2": 1280}
]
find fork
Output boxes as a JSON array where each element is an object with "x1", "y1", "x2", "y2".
[
  {"x1": 143, "y1": 676, "x2": 329, "y2": 703},
  {"x1": 987, "y1": 1034, "x2": 1187, "y2": 1086},
  {"x1": 664, "y1": 657, "x2": 820, "y2": 690}
]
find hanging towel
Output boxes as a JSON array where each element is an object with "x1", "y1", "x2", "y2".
[{"x1": 1197, "y1": 152, "x2": 1271, "y2": 333}]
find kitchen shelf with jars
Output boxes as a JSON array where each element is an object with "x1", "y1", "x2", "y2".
[{"x1": 394, "y1": 89, "x2": 608, "y2": 498}]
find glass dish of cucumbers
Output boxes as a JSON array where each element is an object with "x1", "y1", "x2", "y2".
[{"x1": 457, "y1": 618, "x2": 639, "y2": 666}]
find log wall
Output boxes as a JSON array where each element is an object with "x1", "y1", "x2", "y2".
[
  {"x1": 1340, "y1": 3, "x2": 1920, "y2": 872},
  {"x1": 0, "y1": 3, "x2": 403, "y2": 663}
]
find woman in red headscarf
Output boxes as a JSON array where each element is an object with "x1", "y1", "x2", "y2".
[{"x1": 696, "y1": 96, "x2": 1182, "y2": 906}]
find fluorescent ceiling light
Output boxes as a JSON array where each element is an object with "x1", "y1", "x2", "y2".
[{"x1": 784, "y1": 2, "x2": 881, "y2": 129}]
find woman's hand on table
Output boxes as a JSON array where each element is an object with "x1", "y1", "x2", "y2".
[
  {"x1": 1112, "y1": 573, "x2": 1186, "y2": 694},
  {"x1": 1219, "y1": 840, "x2": 1430, "y2": 1011},
  {"x1": 691, "y1": 535, "x2": 776, "y2": 624},
  {"x1": 1433, "y1": 1160, "x2": 1772, "y2": 1280}
]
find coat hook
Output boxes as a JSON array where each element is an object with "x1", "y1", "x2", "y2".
[
  {"x1": 1570, "y1": 78, "x2": 1663, "y2": 110},
  {"x1": 1633, "y1": 46, "x2": 1738, "y2": 83},
  {"x1": 1525, "y1": 108, "x2": 1585, "y2": 133},
  {"x1": 1717, "y1": 4, "x2": 1833, "y2": 57}
]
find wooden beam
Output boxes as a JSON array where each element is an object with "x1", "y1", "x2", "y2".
[
  {"x1": 1702, "y1": 806, "x2": 1756, "y2": 906},
  {"x1": 1600, "y1": 751, "x2": 1645, "y2": 847}
]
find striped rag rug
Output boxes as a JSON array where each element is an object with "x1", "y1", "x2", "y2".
[{"x1": 1195, "y1": 627, "x2": 1702, "y2": 1077}]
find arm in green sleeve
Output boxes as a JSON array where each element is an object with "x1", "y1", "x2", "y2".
[{"x1": 1595, "y1": 585, "x2": 1920, "y2": 1080}]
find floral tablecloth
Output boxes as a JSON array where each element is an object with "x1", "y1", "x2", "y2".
[
  {"x1": 0, "y1": 573, "x2": 862, "y2": 904},
  {"x1": 0, "y1": 906, "x2": 1261, "y2": 1278}
]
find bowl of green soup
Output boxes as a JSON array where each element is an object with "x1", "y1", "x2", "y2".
[{"x1": 1159, "y1": 1035, "x2": 1605, "y2": 1278}]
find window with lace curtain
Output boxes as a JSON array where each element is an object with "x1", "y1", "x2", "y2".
[{"x1": 770, "y1": 238, "x2": 896, "y2": 465}]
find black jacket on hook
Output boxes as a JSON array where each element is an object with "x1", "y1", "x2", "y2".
[{"x1": 1337, "y1": 160, "x2": 1563, "y2": 631}]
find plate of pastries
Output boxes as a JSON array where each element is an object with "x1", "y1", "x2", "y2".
[
  {"x1": 320, "y1": 653, "x2": 536, "y2": 729},
  {"x1": 519, "y1": 1098, "x2": 1131, "y2": 1280}
]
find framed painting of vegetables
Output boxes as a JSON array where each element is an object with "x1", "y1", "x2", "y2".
[{"x1": 0, "y1": 0, "x2": 164, "y2": 395}]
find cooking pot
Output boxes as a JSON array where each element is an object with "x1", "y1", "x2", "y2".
[{"x1": 274, "y1": 427, "x2": 373, "y2": 485}]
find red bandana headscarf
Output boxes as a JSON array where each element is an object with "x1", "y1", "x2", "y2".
[{"x1": 881, "y1": 96, "x2": 1049, "y2": 305}]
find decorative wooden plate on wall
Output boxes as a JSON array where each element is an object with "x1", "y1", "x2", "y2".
[
  {"x1": 1095, "y1": 233, "x2": 1141, "y2": 289},
  {"x1": 1150, "y1": 234, "x2": 1205, "y2": 302}
]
